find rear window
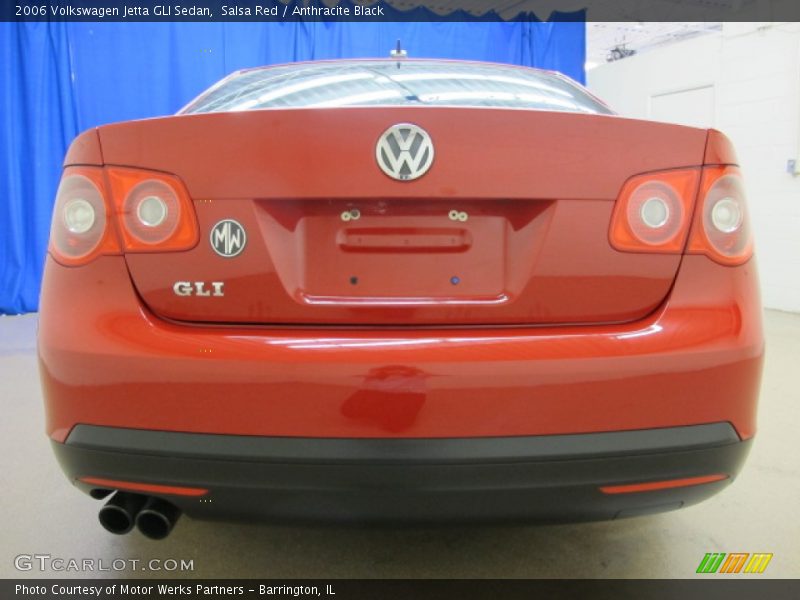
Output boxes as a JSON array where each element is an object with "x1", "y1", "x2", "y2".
[{"x1": 182, "y1": 60, "x2": 612, "y2": 115}]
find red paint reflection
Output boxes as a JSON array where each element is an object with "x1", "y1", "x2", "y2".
[{"x1": 341, "y1": 365, "x2": 428, "y2": 433}]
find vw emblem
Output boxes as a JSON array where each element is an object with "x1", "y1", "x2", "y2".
[
  {"x1": 375, "y1": 123, "x2": 434, "y2": 181},
  {"x1": 210, "y1": 219, "x2": 246, "y2": 258}
]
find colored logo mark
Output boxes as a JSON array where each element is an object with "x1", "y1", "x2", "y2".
[{"x1": 696, "y1": 553, "x2": 772, "y2": 574}]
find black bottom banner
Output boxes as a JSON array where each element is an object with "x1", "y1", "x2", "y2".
[{"x1": 4, "y1": 579, "x2": 800, "y2": 600}]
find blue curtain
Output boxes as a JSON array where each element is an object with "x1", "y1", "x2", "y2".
[{"x1": 0, "y1": 16, "x2": 585, "y2": 314}]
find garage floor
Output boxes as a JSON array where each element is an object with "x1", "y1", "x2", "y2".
[{"x1": 1, "y1": 310, "x2": 797, "y2": 579}]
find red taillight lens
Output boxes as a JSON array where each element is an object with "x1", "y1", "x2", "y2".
[
  {"x1": 687, "y1": 166, "x2": 753, "y2": 266},
  {"x1": 49, "y1": 166, "x2": 198, "y2": 266},
  {"x1": 610, "y1": 164, "x2": 753, "y2": 266},
  {"x1": 609, "y1": 168, "x2": 700, "y2": 253},
  {"x1": 107, "y1": 167, "x2": 198, "y2": 252},
  {"x1": 49, "y1": 167, "x2": 120, "y2": 266}
]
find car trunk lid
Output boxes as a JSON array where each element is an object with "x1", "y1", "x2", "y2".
[{"x1": 98, "y1": 107, "x2": 707, "y2": 326}]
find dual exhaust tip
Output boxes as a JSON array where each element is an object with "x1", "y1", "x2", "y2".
[{"x1": 98, "y1": 493, "x2": 180, "y2": 540}]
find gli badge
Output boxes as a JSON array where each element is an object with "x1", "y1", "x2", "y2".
[
  {"x1": 173, "y1": 282, "x2": 225, "y2": 297},
  {"x1": 210, "y1": 219, "x2": 246, "y2": 258}
]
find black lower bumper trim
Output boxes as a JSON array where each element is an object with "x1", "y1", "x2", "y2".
[
  {"x1": 65, "y1": 422, "x2": 740, "y2": 464},
  {"x1": 54, "y1": 423, "x2": 750, "y2": 524}
]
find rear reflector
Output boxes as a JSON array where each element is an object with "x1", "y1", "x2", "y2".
[
  {"x1": 599, "y1": 474, "x2": 728, "y2": 495},
  {"x1": 80, "y1": 476, "x2": 208, "y2": 497}
]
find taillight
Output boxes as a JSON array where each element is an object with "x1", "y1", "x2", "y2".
[
  {"x1": 48, "y1": 166, "x2": 198, "y2": 266},
  {"x1": 49, "y1": 167, "x2": 120, "y2": 266},
  {"x1": 687, "y1": 166, "x2": 753, "y2": 266},
  {"x1": 106, "y1": 167, "x2": 198, "y2": 252},
  {"x1": 610, "y1": 165, "x2": 753, "y2": 266},
  {"x1": 609, "y1": 168, "x2": 700, "y2": 253}
]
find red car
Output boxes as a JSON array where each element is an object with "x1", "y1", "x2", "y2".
[{"x1": 39, "y1": 59, "x2": 763, "y2": 540}]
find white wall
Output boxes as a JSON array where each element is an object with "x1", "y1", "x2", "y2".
[{"x1": 588, "y1": 23, "x2": 800, "y2": 313}]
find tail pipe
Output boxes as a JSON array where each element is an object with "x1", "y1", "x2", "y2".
[
  {"x1": 98, "y1": 492, "x2": 147, "y2": 535},
  {"x1": 135, "y1": 497, "x2": 181, "y2": 540}
]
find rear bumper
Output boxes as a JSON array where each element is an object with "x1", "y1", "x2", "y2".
[{"x1": 56, "y1": 423, "x2": 749, "y2": 523}]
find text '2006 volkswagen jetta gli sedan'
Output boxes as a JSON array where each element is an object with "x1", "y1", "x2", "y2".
[{"x1": 39, "y1": 59, "x2": 763, "y2": 540}]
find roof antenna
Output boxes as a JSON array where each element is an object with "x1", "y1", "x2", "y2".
[{"x1": 390, "y1": 39, "x2": 407, "y2": 68}]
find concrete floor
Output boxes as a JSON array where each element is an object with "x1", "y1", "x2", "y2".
[{"x1": 1, "y1": 310, "x2": 797, "y2": 579}]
